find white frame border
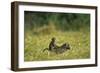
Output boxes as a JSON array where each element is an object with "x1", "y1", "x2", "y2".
[{"x1": 18, "y1": 4, "x2": 96, "y2": 68}]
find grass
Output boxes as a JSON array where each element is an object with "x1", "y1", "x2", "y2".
[{"x1": 24, "y1": 25, "x2": 90, "y2": 61}]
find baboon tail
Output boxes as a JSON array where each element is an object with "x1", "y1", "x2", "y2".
[{"x1": 43, "y1": 48, "x2": 48, "y2": 52}]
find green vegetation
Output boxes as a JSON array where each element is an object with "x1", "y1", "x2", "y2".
[{"x1": 24, "y1": 11, "x2": 90, "y2": 61}]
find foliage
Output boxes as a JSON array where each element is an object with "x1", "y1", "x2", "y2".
[
  {"x1": 24, "y1": 11, "x2": 90, "y2": 61},
  {"x1": 24, "y1": 11, "x2": 90, "y2": 31},
  {"x1": 24, "y1": 30, "x2": 90, "y2": 61}
]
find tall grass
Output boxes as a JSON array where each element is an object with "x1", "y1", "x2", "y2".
[
  {"x1": 24, "y1": 25, "x2": 90, "y2": 61},
  {"x1": 24, "y1": 11, "x2": 90, "y2": 61}
]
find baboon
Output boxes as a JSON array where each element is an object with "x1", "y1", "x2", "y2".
[
  {"x1": 43, "y1": 37, "x2": 70, "y2": 54},
  {"x1": 49, "y1": 37, "x2": 57, "y2": 50},
  {"x1": 43, "y1": 37, "x2": 57, "y2": 52},
  {"x1": 55, "y1": 43, "x2": 70, "y2": 54}
]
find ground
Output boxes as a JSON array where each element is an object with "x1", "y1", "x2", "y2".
[{"x1": 24, "y1": 28, "x2": 90, "y2": 61}]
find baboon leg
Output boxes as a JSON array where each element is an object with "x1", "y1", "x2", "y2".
[
  {"x1": 47, "y1": 51, "x2": 50, "y2": 57},
  {"x1": 43, "y1": 48, "x2": 48, "y2": 52},
  {"x1": 43, "y1": 48, "x2": 50, "y2": 58}
]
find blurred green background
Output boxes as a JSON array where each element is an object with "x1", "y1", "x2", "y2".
[{"x1": 24, "y1": 11, "x2": 90, "y2": 61}]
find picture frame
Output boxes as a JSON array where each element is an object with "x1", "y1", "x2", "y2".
[{"x1": 11, "y1": 1, "x2": 98, "y2": 71}]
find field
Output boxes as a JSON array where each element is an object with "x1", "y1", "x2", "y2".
[
  {"x1": 24, "y1": 26, "x2": 90, "y2": 61},
  {"x1": 24, "y1": 11, "x2": 90, "y2": 61}
]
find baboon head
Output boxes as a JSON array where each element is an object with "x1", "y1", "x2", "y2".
[
  {"x1": 66, "y1": 44, "x2": 70, "y2": 50},
  {"x1": 62, "y1": 43, "x2": 70, "y2": 50},
  {"x1": 51, "y1": 37, "x2": 56, "y2": 42}
]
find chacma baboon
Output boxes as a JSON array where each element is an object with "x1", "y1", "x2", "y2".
[
  {"x1": 55, "y1": 43, "x2": 70, "y2": 54},
  {"x1": 43, "y1": 37, "x2": 70, "y2": 54},
  {"x1": 43, "y1": 37, "x2": 57, "y2": 52},
  {"x1": 49, "y1": 37, "x2": 57, "y2": 50}
]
